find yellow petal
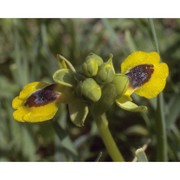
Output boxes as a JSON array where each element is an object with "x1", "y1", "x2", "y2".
[
  {"x1": 12, "y1": 81, "x2": 61, "y2": 123},
  {"x1": 135, "y1": 62, "x2": 169, "y2": 98},
  {"x1": 13, "y1": 102, "x2": 59, "y2": 123},
  {"x1": 19, "y1": 82, "x2": 48, "y2": 100},
  {"x1": 121, "y1": 51, "x2": 160, "y2": 74},
  {"x1": 12, "y1": 96, "x2": 24, "y2": 109},
  {"x1": 13, "y1": 106, "x2": 29, "y2": 121},
  {"x1": 24, "y1": 102, "x2": 59, "y2": 122},
  {"x1": 121, "y1": 51, "x2": 169, "y2": 99}
]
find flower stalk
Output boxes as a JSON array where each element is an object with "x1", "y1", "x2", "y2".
[{"x1": 95, "y1": 113, "x2": 125, "y2": 162}]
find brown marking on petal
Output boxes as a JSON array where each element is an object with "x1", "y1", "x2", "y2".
[
  {"x1": 25, "y1": 84, "x2": 60, "y2": 107},
  {"x1": 125, "y1": 64, "x2": 154, "y2": 88}
]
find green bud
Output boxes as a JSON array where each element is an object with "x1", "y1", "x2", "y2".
[
  {"x1": 92, "y1": 83, "x2": 118, "y2": 116},
  {"x1": 96, "y1": 54, "x2": 115, "y2": 84},
  {"x1": 112, "y1": 74, "x2": 129, "y2": 98},
  {"x1": 82, "y1": 53, "x2": 103, "y2": 77},
  {"x1": 77, "y1": 78, "x2": 101, "y2": 102}
]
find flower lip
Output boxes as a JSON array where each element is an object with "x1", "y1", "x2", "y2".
[
  {"x1": 12, "y1": 82, "x2": 62, "y2": 122},
  {"x1": 25, "y1": 84, "x2": 60, "y2": 107},
  {"x1": 125, "y1": 64, "x2": 154, "y2": 89},
  {"x1": 121, "y1": 51, "x2": 169, "y2": 99}
]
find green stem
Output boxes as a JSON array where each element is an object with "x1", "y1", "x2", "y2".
[
  {"x1": 149, "y1": 18, "x2": 168, "y2": 161},
  {"x1": 156, "y1": 93, "x2": 167, "y2": 161},
  {"x1": 95, "y1": 113, "x2": 124, "y2": 162}
]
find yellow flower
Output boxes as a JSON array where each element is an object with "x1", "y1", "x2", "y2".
[
  {"x1": 12, "y1": 82, "x2": 62, "y2": 122},
  {"x1": 121, "y1": 51, "x2": 169, "y2": 99}
]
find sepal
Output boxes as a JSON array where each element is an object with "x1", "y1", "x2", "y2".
[
  {"x1": 53, "y1": 69, "x2": 77, "y2": 87},
  {"x1": 68, "y1": 98, "x2": 89, "y2": 127},
  {"x1": 112, "y1": 74, "x2": 129, "y2": 98},
  {"x1": 57, "y1": 54, "x2": 76, "y2": 72}
]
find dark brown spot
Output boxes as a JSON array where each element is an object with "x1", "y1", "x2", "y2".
[
  {"x1": 25, "y1": 84, "x2": 60, "y2": 107},
  {"x1": 125, "y1": 64, "x2": 154, "y2": 88}
]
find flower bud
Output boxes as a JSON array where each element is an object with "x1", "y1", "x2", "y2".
[
  {"x1": 92, "y1": 83, "x2": 118, "y2": 116},
  {"x1": 76, "y1": 78, "x2": 101, "y2": 102},
  {"x1": 81, "y1": 53, "x2": 103, "y2": 77},
  {"x1": 96, "y1": 55, "x2": 115, "y2": 84},
  {"x1": 112, "y1": 74, "x2": 129, "y2": 98}
]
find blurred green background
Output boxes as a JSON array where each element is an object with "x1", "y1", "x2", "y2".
[{"x1": 0, "y1": 19, "x2": 180, "y2": 161}]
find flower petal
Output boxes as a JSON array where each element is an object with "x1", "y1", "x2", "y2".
[
  {"x1": 121, "y1": 51, "x2": 160, "y2": 74},
  {"x1": 121, "y1": 51, "x2": 169, "y2": 99},
  {"x1": 135, "y1": 62, "x2": 169, "y2": 98},
  {"x1": 13, "y1": 102, "x2": 59, "y2": 122},
  {"x1": 12, "y1": 82, "x2": 61, "y2": 123},
  {"x1": 19, "y1": 82, "x2": 48, "y2": 100},
  {"x1": 12, "y1": 96, "x2": 24, "y2": 109}
]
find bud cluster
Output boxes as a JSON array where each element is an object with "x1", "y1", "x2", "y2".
[
  {"x1": 53, "y1": 53, "x2": 129, "y2": 126},
  {"x1": 78, "y1": 53, "x2": 129, "y2": 103}
]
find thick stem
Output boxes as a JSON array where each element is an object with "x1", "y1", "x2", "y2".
[{"x1": 95, "y1": 113, "x2": 124, "y2": 162}]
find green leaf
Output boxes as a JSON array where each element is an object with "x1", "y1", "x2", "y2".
[
  {"x1": 57, "y1": 54, "x2": 76, "y2": 72},
  {"x1": 21, "y1": 127, "x2": 36, "y2": 161},
  {"x1": 0, "y1": 76, "x2": 18, "y2": 98},
  {"x1": 53, "y1": 69, "x2": 77, "y2": 87},
  {"x1": 52, "y1": 120, "x2": 67, "y2": 141},
  {"x1": 68, "y1": 98, "x2": 89, "y2": 127},
  {"x1": 166, "y1": 93, "x2": 180, "y2": 128},
  {"x1": 116, "y1": 99, "x2": 147, "y2": 112},
  {"x1": 60, "y1": 136, "x2": 78, "y2": 156},
  {"x1": 135, "y1": 148, "x2": 148, "y2": 162},
  {"x1": 125, "y1": 30, "x2": 137, "y2": 52}
]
